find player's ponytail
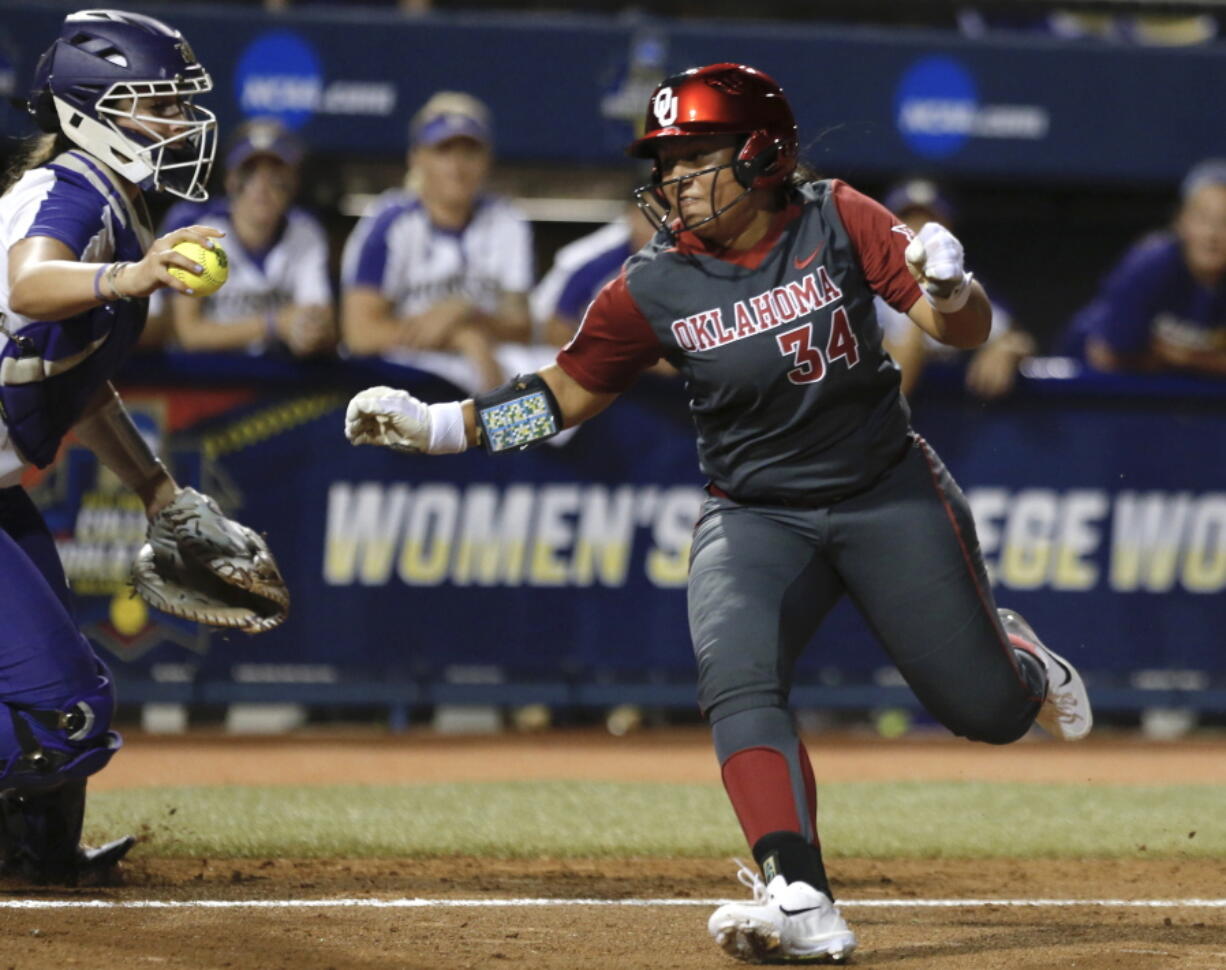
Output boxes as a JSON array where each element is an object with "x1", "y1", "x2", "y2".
[
  {"x1": 789, "y1": 160, "x2": 823, "y2": 188},
  {"x1": 1, "y1": 131, "x2": 73, "y2": 196}
]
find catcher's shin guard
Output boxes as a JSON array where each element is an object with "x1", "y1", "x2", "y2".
[
  {"x1": 0, "y1": 780, "x2": 135, "y2": 884},
  {"x1": 0, "y1": 664, "x2": 123, "y2": 789}
]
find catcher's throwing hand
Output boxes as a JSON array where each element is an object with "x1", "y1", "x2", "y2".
[
  {"x1": 132, "y1": 488, "x2": 290, "y2": 634},
  {"x1": 344, "y1": 386, "x2": 468, "y2": 454},
  {"x1": 905, "y1": 222, "x2": 974, "y2": 313}
]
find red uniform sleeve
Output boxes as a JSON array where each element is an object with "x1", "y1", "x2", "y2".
[
  {"x1": 555, "y1": 270, "x2": 662, "y2": 393},
  {"x1": 831, "y1": 179, "x2": 923, "y2": 313}
]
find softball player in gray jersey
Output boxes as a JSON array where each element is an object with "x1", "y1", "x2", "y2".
[{"x1": 345, "y1": 63, "x2": 1093, "y2": 964}]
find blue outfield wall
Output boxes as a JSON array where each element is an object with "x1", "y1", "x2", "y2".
[
  {"x1": 26, "y1": 353, "x2": 1226, "y2": 714},
  {"x1": 2, "y1": 2, "x2": 1226, "y2": 182}
]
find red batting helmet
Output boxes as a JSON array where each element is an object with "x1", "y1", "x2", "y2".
[{"x1": 627, "y1": 63, "x2": 798, "y2": 190}]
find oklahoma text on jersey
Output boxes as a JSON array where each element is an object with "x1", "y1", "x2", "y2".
[{"x1": 670, "y1": 266, "x2": 844, "y2": 352}]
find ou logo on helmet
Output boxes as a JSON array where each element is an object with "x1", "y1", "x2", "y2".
[{"x1": 653, "y1": 86, "x2": 678, "y2": 127}]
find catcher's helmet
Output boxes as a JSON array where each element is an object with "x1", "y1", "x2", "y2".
[
  {"x1": 28, "y1": 9, "x2": 216, "y2": 201},
  {"x1": 627, "y1": 63, "x2": 798, "y2": 191}
]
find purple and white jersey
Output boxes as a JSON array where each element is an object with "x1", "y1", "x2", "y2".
[
  {"x1": 155, "y1": 199, "x2": 332, "y2": 345},
  {"x1": 531, "y1": 218, "x2": 632, "y2": 337},
  {"x1": 875, "y1": 292, "x2": 1012, "y2": 357},
  {"x1": 341, "y1": 189, "x2": 533, "y2": 322},
  {"x1": 0, "y1": 151, "x2": 152, "y2": 484},
  {"x1": 1063, "y1": 232, "x2": 1226, "y2": 357}
]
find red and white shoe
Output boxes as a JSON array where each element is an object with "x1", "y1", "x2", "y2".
[
  {"x1": 999, "y1": 608, "x2": 1093, "y2": 741},
  {"x1": 708, "y1": 861, "x2": 857, "y2": 963}
]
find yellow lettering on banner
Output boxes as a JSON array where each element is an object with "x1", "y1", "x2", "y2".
[
  {"x1": 645, "y1": 487, "x2": 703, "y2": 588},
  {"x1": 453, "y1": 485, "x2": 534, "y2": 586},
  {"x1": 529, "y1": 542, "x2": 568, "y2": 585},
  {"x1": 529, "y1": 485, "x2": 580, "y2": 586},
  {"x1": 398, "y1": 485, "x2": 458, "y2": 586},
  {"x1": 1110, "y1": 491, "x2": 1190, "y2": 592},
  {"x1": 1181, "y1": 495, "x2": 1226, "y2": 592},
  {"x1": 323, "y1": 483, "x2": 409, "y2": 585},
  {"x1": 1050, "y1": 490, "x2": 1107, "y2": 590},
  {"x1": 571, "y1": 486, "x2": 638, "y2": 586},
  {"x1": 999, "y1": 489, "x2": 1057, "y2": 589}
]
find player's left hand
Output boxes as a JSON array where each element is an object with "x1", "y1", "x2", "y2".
[
  {"x1": 905, "y1": 223, "x2": 973, "y2": 313},
  {"x1": 132, "y1": 488, "x2": 289, "y2": 634},
  {"x1": 345, "y1": 386, "x2": 430, "y2": 452}
]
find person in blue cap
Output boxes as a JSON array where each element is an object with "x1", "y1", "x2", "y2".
[
  {"x1": 341, "y1": 91, "x2": 548, "y2": 393},
  {"x1": 877, "y1": 178, "x2": 1035, "y2": 398},
  {"x1": 1063, "y1": 158, "x2": 1226, "y2": 376},
  {"x1": 154, "y1": 117, "x2": 335, "y2": 357}
]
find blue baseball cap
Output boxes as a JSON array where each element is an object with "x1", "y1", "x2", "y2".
[
  {"x1": 883, "y1": 179, "x2": 954, "y2": 224},
  {"x1": 410, "y1": 92, "x2": 492, "y2": 148},
  {"x1": 1180, "y1": 158, "x2": 1226, "y2": 199},
  {"x1": 226, "y1": 117, "x2": 303, "y2": 171}
]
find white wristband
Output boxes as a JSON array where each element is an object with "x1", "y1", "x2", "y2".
[
  {"x1": 925, "y1": 272, "x2": 974, "y2": 314},
  {"x1": 426, "y1": 401, "x2": 468, "y2": 454}
]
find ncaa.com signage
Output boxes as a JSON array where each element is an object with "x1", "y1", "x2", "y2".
[
  {"x1": 894, "y1": 56, "x2": 1049, "y2": 159},
  {"x1": 234, "y1": 31, "x2": 396, "y2": 129}
]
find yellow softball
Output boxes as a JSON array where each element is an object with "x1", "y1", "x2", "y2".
[{"x1": 169, "y1": 240, "x2": 228, "y2": 297}]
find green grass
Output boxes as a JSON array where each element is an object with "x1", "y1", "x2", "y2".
[{"x1": 87, "y1": 781, "x2": 1226, "y2": 860}]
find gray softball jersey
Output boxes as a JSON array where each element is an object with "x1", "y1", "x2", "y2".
[{"x1": 557, "y1": 180, "x2": 923, "y2": 504}]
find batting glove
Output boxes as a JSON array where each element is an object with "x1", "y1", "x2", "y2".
[
  {"x1": 905, "y1": 222, "x2": 974, "y2": 314},
  {"x1": 344, "y1": 386, "x2": 468, "y2": 454}
]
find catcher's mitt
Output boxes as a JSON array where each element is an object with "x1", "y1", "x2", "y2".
[{"x1": 132, "y1": 487, "x2": 289, "y2": 634}]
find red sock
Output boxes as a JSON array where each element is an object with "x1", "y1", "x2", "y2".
[{"x1": 720, "y1": 746, "x2": 803, "y2": 848}]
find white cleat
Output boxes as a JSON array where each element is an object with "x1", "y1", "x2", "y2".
[
  {"x1": 999, "y1": 608, "x2": 1093, "y2": 741},
  {"x1": 708, "y1": 862, "x2": 857, "y2": 963}
]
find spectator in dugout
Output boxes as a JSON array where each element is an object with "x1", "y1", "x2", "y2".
[
  {"x1": 1063, "y1": 158, "x2": 1226, "y2": 377},
  {"x1": 876, "y1": 178, "x2": 1035, "y2": 399},
  {"x1": 341, "y1": 91, "x2": 551, "y2": 393},
  {"x1": 153, "y1": 118, "x2": 336, "y2": 357},
  {"x1": 532, "y1": 198, "x2": 656, "y2": 347}
]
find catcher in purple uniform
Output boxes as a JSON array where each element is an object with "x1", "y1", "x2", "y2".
[
  {"x1": 1, "y1": 9, "x2": 287, "y2": 885},
  {"x1": 345, "y1": 63, "x2": 1092, "y2": 963}
]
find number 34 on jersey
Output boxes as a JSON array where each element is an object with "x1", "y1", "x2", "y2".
[{"x1": 667, "y1": 265, "x2": 861, "y2": 386}]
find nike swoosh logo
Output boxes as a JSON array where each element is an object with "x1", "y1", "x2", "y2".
[
  {"x1": 779, "y1": 904, "x2": 823, "y2": 917},
  {"x1": 1052, "y1": 657, "x2": 1073, "y2": 688},
  {"x1": 793, "y1": 243, "x2": 823, "y2": 270}
]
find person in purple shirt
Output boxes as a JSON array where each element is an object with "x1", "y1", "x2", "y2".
[
  {"x1": 0, "y1": 10, "x2": 223, "y2": 883},
  {"x1": 1066, "y1": 158, "x2": 1226, "y2": 377}
]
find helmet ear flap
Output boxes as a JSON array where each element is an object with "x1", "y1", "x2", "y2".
[
  {"x1": 28, "y1": 44, "x2": 61, "y2": 134},
  {"x1": 734, "y1": 131, "x2": 795, "y2": 189},
  {"x1": 31, "y1": 87, "x2": 60, "y2": 133}
]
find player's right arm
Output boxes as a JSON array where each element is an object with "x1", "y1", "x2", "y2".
[
  {"x1": 342, "y1": 286, "x2": 475, "y2": 354},
  {"x1": 344, "y1": 269, "x2": 656, "y2": 454},
  {"x1": 170, "y1": 293, "x2": 266, "y2": 351},
  {"x1": 8, "y1": 227, "x2": 223, "y2": 320}
]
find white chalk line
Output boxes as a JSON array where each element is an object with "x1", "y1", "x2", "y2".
[{"x1": 1, "y1": 897, "x2": 1225, "y2": 910}]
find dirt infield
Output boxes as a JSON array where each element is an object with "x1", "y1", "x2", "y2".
[{"x1": 3, "y1": 730, "x2": 1225, "y2": 969}]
